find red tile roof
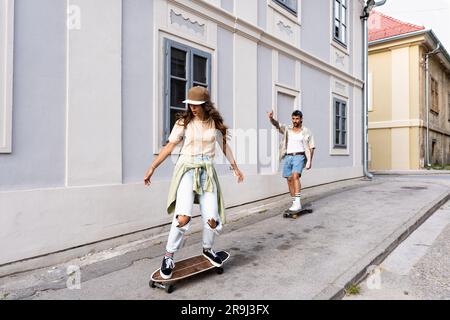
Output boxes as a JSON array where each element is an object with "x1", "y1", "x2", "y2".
[{"x1": 368, "y1": 10, "x2": 425, "y2": 42}]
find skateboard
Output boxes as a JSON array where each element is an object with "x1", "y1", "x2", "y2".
[
  {"x1": 283, "y1": 203, "x2": 313, "y2": 219},
  {"x1": 149, "y1": 251, "x2": 230, "y2": 294}
]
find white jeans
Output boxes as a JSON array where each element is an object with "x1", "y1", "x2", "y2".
[{"x1": 165, "y1": 155, "x2": 222, "y2": 254}]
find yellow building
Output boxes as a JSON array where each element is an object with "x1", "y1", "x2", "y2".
[{"x1": 368, "y1": 11, "x2": 450, "y2": 170}]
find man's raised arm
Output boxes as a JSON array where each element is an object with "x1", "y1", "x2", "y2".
[{"x1": 267, "y1": 110, "x2": 285, "y2": 134}]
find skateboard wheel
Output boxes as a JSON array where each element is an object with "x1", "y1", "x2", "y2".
[
  {"x1": 149, "y1": 280, "x2": 156, "y2": 288},
  {"x1": 216, "y1": 267, "x2": 224, "y2": 275},
  {"x1": 166, "y1": 284, "x2": 174, "y2": 294}
]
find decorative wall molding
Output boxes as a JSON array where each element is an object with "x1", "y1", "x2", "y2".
[
  {"x1": 169, "y1": 8, "x2": 206, "y2": 37},
  {"x1": 277, "y1": 20, "x2": 293, "y2": 36},
  {"x1": 171, "y1": 0, "x2": 363, "y2": 89},
  {"x1": 335, "y1": 51, "x2": 345, "y2": 66},
  {"x1": 0, "y1": 0, "x2": 14, "y2": 153},
  {"x1": 368, "y1": 119, "x2": 426, "y2": 130},
  {"x1": 332, "y1": 77, "x2": 349, "y2": 98}
]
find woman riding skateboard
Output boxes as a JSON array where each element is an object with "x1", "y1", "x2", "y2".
[{"x1": 144, "y1": 86, "x2": 244, "y2": 280}]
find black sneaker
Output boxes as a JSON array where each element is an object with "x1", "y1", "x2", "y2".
[
  {"x1": 202, "y1": 249, "x2": 223, "y2": 267},
  {"x1": 160, "y1": 256, "x2": 175, "y2": 279}
]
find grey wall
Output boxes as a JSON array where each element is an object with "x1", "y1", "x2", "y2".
[
  {"x1": 278, "y1": 53, "x2": 296, "y2": 88},
  {"x1": 257, "y1": 0, "x2": 267, "y2": 29},
  {"x1": 300, "y1": 0, "x2": 330, "y2": 63},
  {"x1": 215, "y1": 26, "x2": 234, "y2": 174},
  {"x1": 0, "y1": 0, "x2": 66, "y2": 191},
  {"x1": 217, "y1": 27, "x2": 234, "y2": 130},
  {"x1": 122, "y1": 0, "x2": 155, "y2": 184},
  {"x1": 257, "y1": 44, "x2": 273, "y2": 173},
  {"x1": 221, "y1": 0, "x2": 234, "y2": 13},
  {"x1": 301, "y1": 64, "x2": 353, "y2": 169}
]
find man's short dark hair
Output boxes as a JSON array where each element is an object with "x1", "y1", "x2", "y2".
[{"x1": 292, "y1": 110, "x2": 303, "y2": 118}]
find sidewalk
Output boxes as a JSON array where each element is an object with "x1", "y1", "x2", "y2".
[
  {"x1": 1, "y1": 175, "x2": 449, "y2": 300},
  {"x1": 344, "y1": 199, "x2": 450, "y2": 300}
]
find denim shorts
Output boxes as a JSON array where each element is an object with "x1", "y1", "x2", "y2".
[{"x1": 282, "y1": 154, "x2": 306, "y2": 178}]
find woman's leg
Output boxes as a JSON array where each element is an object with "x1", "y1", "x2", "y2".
[
  {"x1": 199, "y1": 173, "x2": 221, "y2": 250},
  {"x1": 165, "y1": 170, "x2": 195, "y2": 254}
]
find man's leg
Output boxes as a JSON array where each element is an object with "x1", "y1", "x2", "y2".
[
  {"x1": 291, "y1": 155, "x2": 305, "y2": 209},
  {"x1": 283, "y1": 156, "x2": 295, "y2": 204},
  {"x1": 292, "y1": 172, "x2": 302, "y2": 208},
  {"x1": 287, "y1": 177, "x2": 295, "y2": 196}
]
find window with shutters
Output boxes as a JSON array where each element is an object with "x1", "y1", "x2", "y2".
[
  {"x1": 430, "y1": 76, "x2": 439, "y2": 114},
  {"x1": 163, "y1": 39, "x2": 211, "y2": 144},
  {"x1": 333, "y1": 98, "x2": 347, "y2": 148}
]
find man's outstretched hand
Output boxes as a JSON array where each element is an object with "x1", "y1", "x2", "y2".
[{"x1": 267, "y1": 110, "x2": 274, "y2": 120}]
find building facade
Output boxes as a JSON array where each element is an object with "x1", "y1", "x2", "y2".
[
  {"x1": 0, "y1": 0, "x2": 365, "y2": 268},
  {"x1": 368, "y1": 11, "x2": 450, "y2": 170}
]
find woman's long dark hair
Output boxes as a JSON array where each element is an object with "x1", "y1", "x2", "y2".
[{"x1": 176, "y1": 100, "x2": 230, "y2": 149}]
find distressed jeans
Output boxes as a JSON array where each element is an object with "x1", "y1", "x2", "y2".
[{"x1": 165, "y1": 155, "x2": 222, "y2": 254}]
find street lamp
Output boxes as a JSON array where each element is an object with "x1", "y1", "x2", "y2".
[{"x1": 361, "y1": 0, "x2": 386, "y2": 180}]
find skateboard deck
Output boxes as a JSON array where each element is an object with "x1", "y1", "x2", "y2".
[
  {"x1": 283, "y1": 204, "x2": 313, "y2": 219},
  {"x1": 149, "y1": 251, "x2": 230, "y2": 293}
]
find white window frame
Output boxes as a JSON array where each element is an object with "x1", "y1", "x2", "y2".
[
  {"x1": 330, "y1": 93, "x2": 350, "y2": 156},
  {"x1": 333, "y1": 0, "x2": 348, "y2": 48},
  {"x1": 0, "y1": 0, "x2": 14, "y2": 153}
]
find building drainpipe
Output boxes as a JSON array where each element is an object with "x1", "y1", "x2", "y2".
[
  {"x1": 361, "y1": 0, "x2": 386, "y2": 179},
  {"x1": 424, "y1": 43, "x2": 441, "y2": 167}
]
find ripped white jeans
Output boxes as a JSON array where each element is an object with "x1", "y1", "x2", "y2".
[{"x1": 165, "y1": 155, "x2": 222, "y2": 254}]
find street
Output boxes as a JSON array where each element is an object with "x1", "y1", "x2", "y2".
[{"x1": 1, "y1": 174, "x2": 448, "y2": 300}]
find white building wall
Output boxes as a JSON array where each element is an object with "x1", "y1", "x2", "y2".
[{"x1": 0, "y1": 0, "x2": 365, "y2": 268}]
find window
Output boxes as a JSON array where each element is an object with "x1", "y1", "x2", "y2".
[
  {"x1": 164, "y1": 39, "x2": 211, "y2": 143},
  {"x1": 333, "y1": 98, "x2": 347, "y2": 148},
  {"x1": 333, "y1": 0, "x2": 348, "y2": 46},
  {"x1": 430, "y1": 76, "x2": 439, "y2": 113},
  {"x1": 273, "y1": 0, "x2": 298, "y2": 15},
  {"x1": 447, "y1": 93, "x2": 450, "y2": 121}
]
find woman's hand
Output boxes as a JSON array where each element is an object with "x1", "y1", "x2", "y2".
[
  {"x1": 144, "y1": 166, "x2": 155, "y2": 186},
  {"x1": 234, "y1": 168, "x2": 244, "y2": 183}
]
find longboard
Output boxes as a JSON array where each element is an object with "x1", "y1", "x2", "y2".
[
  {"x1": 149, "y1": 251, "x2": 230, "y2": 294},
  {"x1": 283, "y1": 203, "x2": 313, "y2": 219}
]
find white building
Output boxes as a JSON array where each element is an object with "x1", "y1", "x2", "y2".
[{"x1": 0, "y1": 0, "x2": 365, "y2": 270}]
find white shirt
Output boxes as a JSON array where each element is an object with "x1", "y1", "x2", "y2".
[
  {"x1": 168, "y1": 118, "x2": 218, "y2": 157},
  {"x1": 286, "y1": 129, "x2": 306, "y2": 154}
]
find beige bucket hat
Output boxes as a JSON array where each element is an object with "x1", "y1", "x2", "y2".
[{"x1": 183, "y1": 86, "x2": 209, "y2": 105}]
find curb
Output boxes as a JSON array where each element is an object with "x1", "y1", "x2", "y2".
[
  {"x1": 373, "y1": 170, "x2": 450, "y2": 175},
  {"x1": 312, "y1": 190, "x2": 450, "y2": 300}
]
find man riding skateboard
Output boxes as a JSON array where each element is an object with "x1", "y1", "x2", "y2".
[{"x1": 268, "y1": 110, "x2": 315, "y2": 212}]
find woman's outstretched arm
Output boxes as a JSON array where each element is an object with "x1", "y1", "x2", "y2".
[{"x1": 144, "y1": 142, "x2": 178, "y2": 186}]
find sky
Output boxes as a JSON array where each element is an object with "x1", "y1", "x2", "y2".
[{"x1": 376, "y1": 0, "x2": 450, "y2": 51}]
